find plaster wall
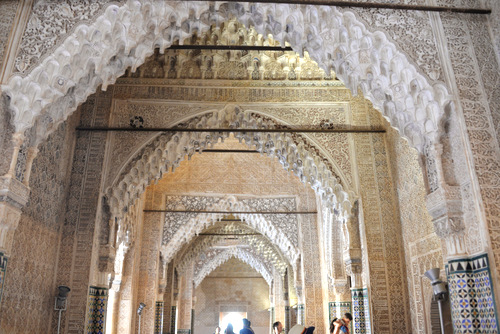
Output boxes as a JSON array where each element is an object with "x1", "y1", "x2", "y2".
[{"x1": 194, "y1": 258, "x2": 270, "y2": 334}]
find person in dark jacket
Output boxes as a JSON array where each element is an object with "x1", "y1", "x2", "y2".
[
  {"x1": 225, "y1": 323, "x2": 235, "y2": 334},
  {"x1": 240, "y1": 318, "x2": 255, "y2": 334}
]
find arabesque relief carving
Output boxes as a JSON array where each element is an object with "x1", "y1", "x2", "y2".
[{"x1": 3, "y1": 2, "x2": 451, "y2": 158}]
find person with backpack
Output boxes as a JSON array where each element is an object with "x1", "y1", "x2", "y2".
[{"x1": 329, "y1": 313, "x2": 353, "y2": 334}]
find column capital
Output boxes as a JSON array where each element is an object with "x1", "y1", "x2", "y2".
[
  {"x1": 98, "y1": 244, "x2": 116, "y2": 272},
  {"x1": 0, "y1": 175, "x2": 30, "y2": 208},
  {"x1": 0, "y1": 175, "x2": 30, "y2": 254},
  {"x1": 426, "y1": 185, "x2": 466, "y2": 257},
  {"x1": 344, "y1": 259, "x2": 362, "y2": 289},
  {"x1": 333, "y1": 279, "x2": 351, "y2": 299}
]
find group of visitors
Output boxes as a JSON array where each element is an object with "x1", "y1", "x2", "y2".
[
  {"x1": 214, "y1": 318, "x2": 255, "y2": 334},
  {"x1": 213, "y1": 312, "x2": 352, "y2": 334},
  {"x1": 329, "y1": 313, "x2": 352, "y2": 334},
  {"x1": 275, "y1": 312, "x2": 352, "y2": 334}
]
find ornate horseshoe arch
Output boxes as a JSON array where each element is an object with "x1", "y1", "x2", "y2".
[
  {"x1": 3, "y1": 1, "x2": 451, "y2": 155},
  {"x1": 191, "y1": 247, "x2": 274, "y2": 287},
  {"x1": 160, "y1": 195, "x2": 300, "y2": 266},
  {"x1": 106, "y1": 105, "x2": 355, "y2": 228},
  {"x1": 175, "y1": 224, "x2": 289, "y2": 275}
]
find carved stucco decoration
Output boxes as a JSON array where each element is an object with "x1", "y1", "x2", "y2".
[
  {"x1": 3, "y1": 1, "x2": 451, "y2": 155},
  {"x1": 346, "y1": 8, "x2": 444, "y2": 82},
  {"x1": 160, "y1": 194, "x2": 299, "y2": 266},
  {"x1": 14, "y1": 0, "x2": 123, "y2": 74},
  {"x1": 106, "y1": 105, "x2": 353, "y2": 229},
  {"x1": 0, "y1": 1, "x2": 19, "y2": 72},
  {"x1": 192, "y1": 247, "x2": 274, "y2": 287},
  {"x1": 120, "y1": 21, "x2": 334, "y2": 82}
]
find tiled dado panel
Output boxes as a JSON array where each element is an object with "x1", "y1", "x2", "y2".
[
  {"x1": 87, "y1": 286, "x2": 108, "y2": 334},
  {"x1": 155, "y1": 301, "x2": 164, "y2": 334},
  {"x1": 446, "y1": 254, "x2": 498, "y2": 333},
  {"x1": 351, "y1": 289, "x2": 371, "y2": 334},
  {"x1": 329, "y1": 301, "x2": 352, "y2": 333}
]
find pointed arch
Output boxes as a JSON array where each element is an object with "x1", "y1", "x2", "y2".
[
  {"x1": 107, "y1": 105, "x2": 353, "y2": 229},
  {"x1": 160, "y1": 194, "x2": 299, "y2": 266},
  {"x1": 192, "y1": 247, "x2": 274, "y2": 287},
  {"x1": 175, "y1": 224, "x2": 287, "y2": 275}
]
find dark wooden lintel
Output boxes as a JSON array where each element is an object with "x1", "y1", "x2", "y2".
[
  {"x1": 182, "y1": 0, "x2": 490, "y2": 14},
  {"x1": 77, "y1": 126, "x2": 386, "y2": 134},
  {"x1": 144, "y1": 210, "x2": 318, "y2": 214},
  {"x1": 168, "y1": 45, "x2": 294, "y2": 51}
]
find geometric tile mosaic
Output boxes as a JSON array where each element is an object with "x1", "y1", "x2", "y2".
[
  {"x1": 446, "y1": 253, "x2": 499, "y2": 333},
  {"x1": 329, "y1": 301, "x2": 352, "y2": 334},
  {"x1": 155, "y1": 301, "x2": 164, "y2": 334},
  {"x1": 86, "y1": 286, "x2": 108, "y2": 334},
  {"x1": 0, "y1": 252, "x2": 7, "y2": 304},
  {"x1": 351, "y1": 289, "x2": 370, "y2": 334}
]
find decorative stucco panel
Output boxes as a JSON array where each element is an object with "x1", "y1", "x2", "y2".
[{"x1": 0, "y1": 1, "x2": 18, "y2": 74}]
